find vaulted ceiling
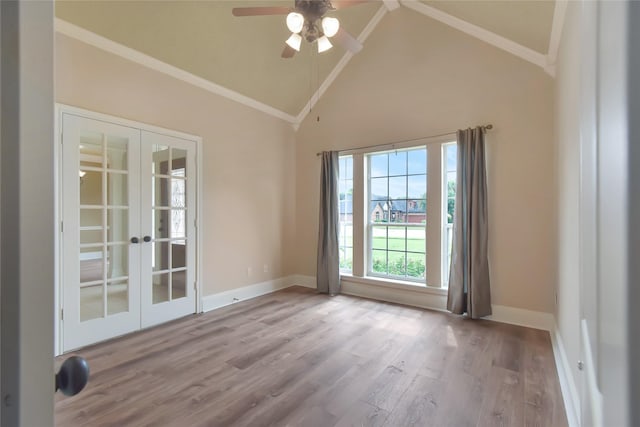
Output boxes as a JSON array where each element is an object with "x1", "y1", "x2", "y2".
[{"x1": 55, "y1": 0, "x2": 560, "y2": 126}]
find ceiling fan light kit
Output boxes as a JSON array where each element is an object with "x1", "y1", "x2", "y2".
[
  {"x1": 317, "y1": 35, "x2": 333, "y2": 53},
  {"x1": 286, "y1": 33, "x2": 303, "y2": 51},
  {"x1": 286, "y1": 12, "x2": 305, "y2": 33},
  {"x1": 232, "y1": 0, "x2": 366, "y2": 58},
  {"x1": 321, "y1": 16, "x2": 340, "y2": 37}
]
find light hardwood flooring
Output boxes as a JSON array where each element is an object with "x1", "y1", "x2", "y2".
[{"x1": 55, "y1": 286, "x2": 567, "y2": 426}]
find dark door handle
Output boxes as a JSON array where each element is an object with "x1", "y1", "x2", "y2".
[
  {"x1": 130, "y1": 237, "x2": 139, "y2": 244},
  {"x1": 143, "y1": 236, "x2": 151, "y2": 242},
  {"x1": 55, "y1": 356, "x2": 89, "y2": 396}
]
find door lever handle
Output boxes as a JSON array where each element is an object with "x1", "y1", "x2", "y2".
[
  {"x1": 130, "y1": 237, "x2": 139, "y2": 244},
  {"x1": 143, "y1": 235, "x2": 151, "y2": 243},
  {"x1": 55, "y1": 356, "x2": 89, "y2": 396}
]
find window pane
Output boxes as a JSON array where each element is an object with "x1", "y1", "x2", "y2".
[
  {"x1": 388, "y1": 251, "x2": 406, "y2": 276},
  {"x1": 371, "y1": 226, "x2": 387, "y2": 250},
  {"x1": 407, "y1": 227, "x2": 426, "y2": 253},
  {"x1": 370, "y1": 153, "x2": 387, "y2": 177},
  {"x1": 388, "y1": 151, "x2": 406, "y2": 176},
  {"x1": 407, "y1": 252, "x2": 426, "y2": 279},
  {"x1": 371, "y1": 250, "x2": 387, "y2": 274},
  {"x1": 370, "y1": 177, "x2": 388, "y2": 200},
  {"x1": 408, "y1": 148, "x2": 427, "y2": 175},
  {"x1": 339, "y1": 155, "x2": 353, "y2": 273},
  {"x1": 406, "y1": 199, "x2": 426, "y2": 224},
  {"x1": 407, "y1": 175, "x2": 426, "y2": 199},
  {"x1": 389, "y1": 176, "x2": 406, "y2": 200}
]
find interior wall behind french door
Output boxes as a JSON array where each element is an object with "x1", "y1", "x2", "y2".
[{"x1": 59, "y1": 107, "x2": 200, "y2": 353}]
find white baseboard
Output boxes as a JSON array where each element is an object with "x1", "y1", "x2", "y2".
[
  {"x1": 551, "y1": 324, "x2": 580, "y2": 427},
  {"x1": 581, "y1": 319, "x2": 603, "y2": 427},
  {"x1": 287, "y1": 274, "x2": 316, "y2": 289},
  {"x1": 202, "y1": 276, "x2": 295, "y2": 312},
  {"x1": 486, "y1": 305, "x2": 556, "y2": 331}
]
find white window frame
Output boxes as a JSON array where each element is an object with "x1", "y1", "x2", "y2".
[
  {"x1": 338, "y1": 155, "x2": 353, "y2": 273},
  {"x1": 441, "y1": 142, "x2": 457, "y2": 286},
  {"x1": 366, "y1": 147, "x2": 427, "y2": 284},
  {"x1": 342, "y1": 135, "x2": 456, "y2": 289}
]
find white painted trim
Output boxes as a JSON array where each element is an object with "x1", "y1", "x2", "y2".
[
  {"x1": 55, "y1": 104, "x2": 204, "y2": 354},
  {"x1": 341, "y1": 277, "x2": 448, "y2": 311},
  {"x1": 551, "y1": 325, "x2": 581, "y2": 427},
  {"x1": 547, "y1": 0, "x2": 569, "y2": 68},
  {"x1": 295, "y1": 5, "x2": 388, "y2": 125},
  {"x1": 582, "y1": 319, "x2": 603, "y2": 427},
  {"x1": 486, "y1": 305, "x2": 556, "y2": 331},
  {"x1": 202, "y1": 277, "x2": 297, "y2": 312},
  {"x1": 383, "y1": 0, "x2": 401, "y2": 12},
  {"x1": 400, "y1": 0, "x2": 547, "y2": 71},
  {"x1": 54, "y1": 19, "x2": 298, "y2": 125},
  {"x1": 288, "y1": 274, "x2": 317, "y2": 289}
]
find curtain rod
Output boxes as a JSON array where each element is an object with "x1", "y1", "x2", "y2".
[{"x1": 316, "y1": 124, "x2": 493, "y2": 156}]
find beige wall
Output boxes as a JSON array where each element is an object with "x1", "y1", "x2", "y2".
[
  {"x1": 295, "y1": 8, "x2": 557, "y2": 313},
  {"x1": 56, "y1": 34, "x2": 297, "y2": 295},
  {"x1": 553, "y1": 0, "x2": 582, "y2": 400}
]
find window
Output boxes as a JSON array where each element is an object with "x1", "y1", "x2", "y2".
[
  {"x1": 338, "y1": 156, "x2": 353, "y2": 272},
  {"x1": 342, "y1": 138, "x2": 456, "y2": 288},
  {"x1": 368, "y1": 148, "x2": 427, "y2": 281},
  {"x1": 442, "y1": 144, "x2": 457, "y2": 282}
]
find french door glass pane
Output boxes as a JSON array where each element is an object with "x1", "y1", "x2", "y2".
[
  {"x1": 153, "y1": 145, "x2": 170, "y2": 175},
  {"x1": 107, "y1": 280, "x2": 129, "y2": 315},
  {"x1": 107, "y1": 208, "x2": 128, "y2": 242},
  {"x1": 80, "y1": 170, "x2": 103, "y2": 206},
  {"x1": 172, "y1": 270, "x2": 186, "y2": 300},
  {"x1": 107, "y1": 172, "x2": 128, "y2": 206},
  {"x1": 106, "y1": 136, "x2": 128, "y2": 171},
  {"x1": 172, "y1": 243, "x2": 186, "y2": 269},
  {"x1": 152, "y1": 273, "x2": 169, "y2": 304},
  {"x1": 153, "y1": 241, "x2": 170, "y2": 272},
  {"x1": 107, "y1": 245, "x2": 128, "y2": 279},
  {"x1": 153, "y1": 209, "x2": 170, "y2": 239},
  {"x1": 80, "y1": 285, "x2": 103, "y2": 321},
  {"x1": 153, "y1": 177, "x2": 170, "y2": 207}
]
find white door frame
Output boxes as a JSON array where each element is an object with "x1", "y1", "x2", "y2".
[
  {"x1": 0, "y1": 1, "x2": 55, "y2": 425},
  {"x1": 54, "y1": 104, "x2": 204, "y2": 355}
]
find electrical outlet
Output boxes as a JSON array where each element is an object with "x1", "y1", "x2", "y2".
[
  {"x1": 263, "y1": 264, "x2": 269, "y2": 273},
  {"x1": 247, "y1": 267, "x2": 252, "y2": 277}
]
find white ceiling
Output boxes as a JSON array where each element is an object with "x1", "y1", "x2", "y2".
[{"x1": 55, "y1": 0, "x2": 562, "y2": 126}]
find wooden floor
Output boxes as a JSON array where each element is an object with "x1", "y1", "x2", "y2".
[{"x1": 55, "y1": 286, "x2": 567, "y2": 427}]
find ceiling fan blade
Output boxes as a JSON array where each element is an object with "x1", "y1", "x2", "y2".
[
  {"x1": 232, "y1": 6, "x2": 290, "y2": 16},
  {"x1": 281, "y1": 44, "x2": 297, "y2": 58},
  {"x1": 333, "y1": 27, "x2": 363, "y2": 54},
  {"x1": 331, "y1": 0, "x2": 370, "y2": 10}
]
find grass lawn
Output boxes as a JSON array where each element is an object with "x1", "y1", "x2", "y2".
[{"x1": 372, "y1": 236, "x2": 425, "y2": 253}]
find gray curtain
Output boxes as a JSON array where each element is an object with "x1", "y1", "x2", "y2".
[
  {"x1": 447, "y1": 127, "x2": 492, "y2": 318},
  {"x1": 317, "y1": 151, "x2": 340, "y2": 295}
]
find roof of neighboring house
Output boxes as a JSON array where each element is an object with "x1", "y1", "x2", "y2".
[{"x1": 339, "y1": 194, "x2": 426, "y2": 216}]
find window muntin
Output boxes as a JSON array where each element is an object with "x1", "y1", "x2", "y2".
[
  {"x1": 367, "y1": 148, "x2": 427, "y2": 281},
  {"x1": 338, "y1": 156, "x2": 353, "y2": 272}
]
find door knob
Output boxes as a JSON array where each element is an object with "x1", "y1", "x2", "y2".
[
  {"x1": 55, "y1": 356, "x2": 89, "y2": 396},
  {"x1": 130, "y1": 237, "x2": 139, "y2": 244},
  {"x1": 143, "y1": 235, "x2": 151, "y2": 242}
]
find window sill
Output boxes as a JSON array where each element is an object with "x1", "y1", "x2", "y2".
[{"x1": 339, "y1": 273, "x2": 448, "y2": 296}]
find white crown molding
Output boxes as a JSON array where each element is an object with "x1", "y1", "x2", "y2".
[
  {"x1": 295, "y1": 5, "x2": 388, "y2": 125},
  {"x1": 546, "y1": 0, "x2": 569, "y2": 69},
  {"x1": 400, "y1": 0, "x2": 548, "y2": 71},
  {"x1": 55, "y1": 18, "x2": 298, "y2": 125}
]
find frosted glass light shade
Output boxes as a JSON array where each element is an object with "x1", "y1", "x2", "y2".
[
  {"x1": 322, "y1": 16, "x2": 340, "y2": 37},
  {"x1": 286, "y1": 33, "x2": 302, "y2": 51},
  {"x1": 286, "y1": 12, "x2": 304, "y2": 33},
  {"x1": 317, "y1": 35, "x2": 332, "y2": 53}
]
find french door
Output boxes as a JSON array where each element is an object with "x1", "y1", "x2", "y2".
[{"x1": 61, "y1": 113, "x2": 197, "y2": 351}]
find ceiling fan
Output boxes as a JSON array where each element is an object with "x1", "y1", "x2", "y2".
[{"x1": 232, "y1": 0, "x2": 367, "y2": 58}]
